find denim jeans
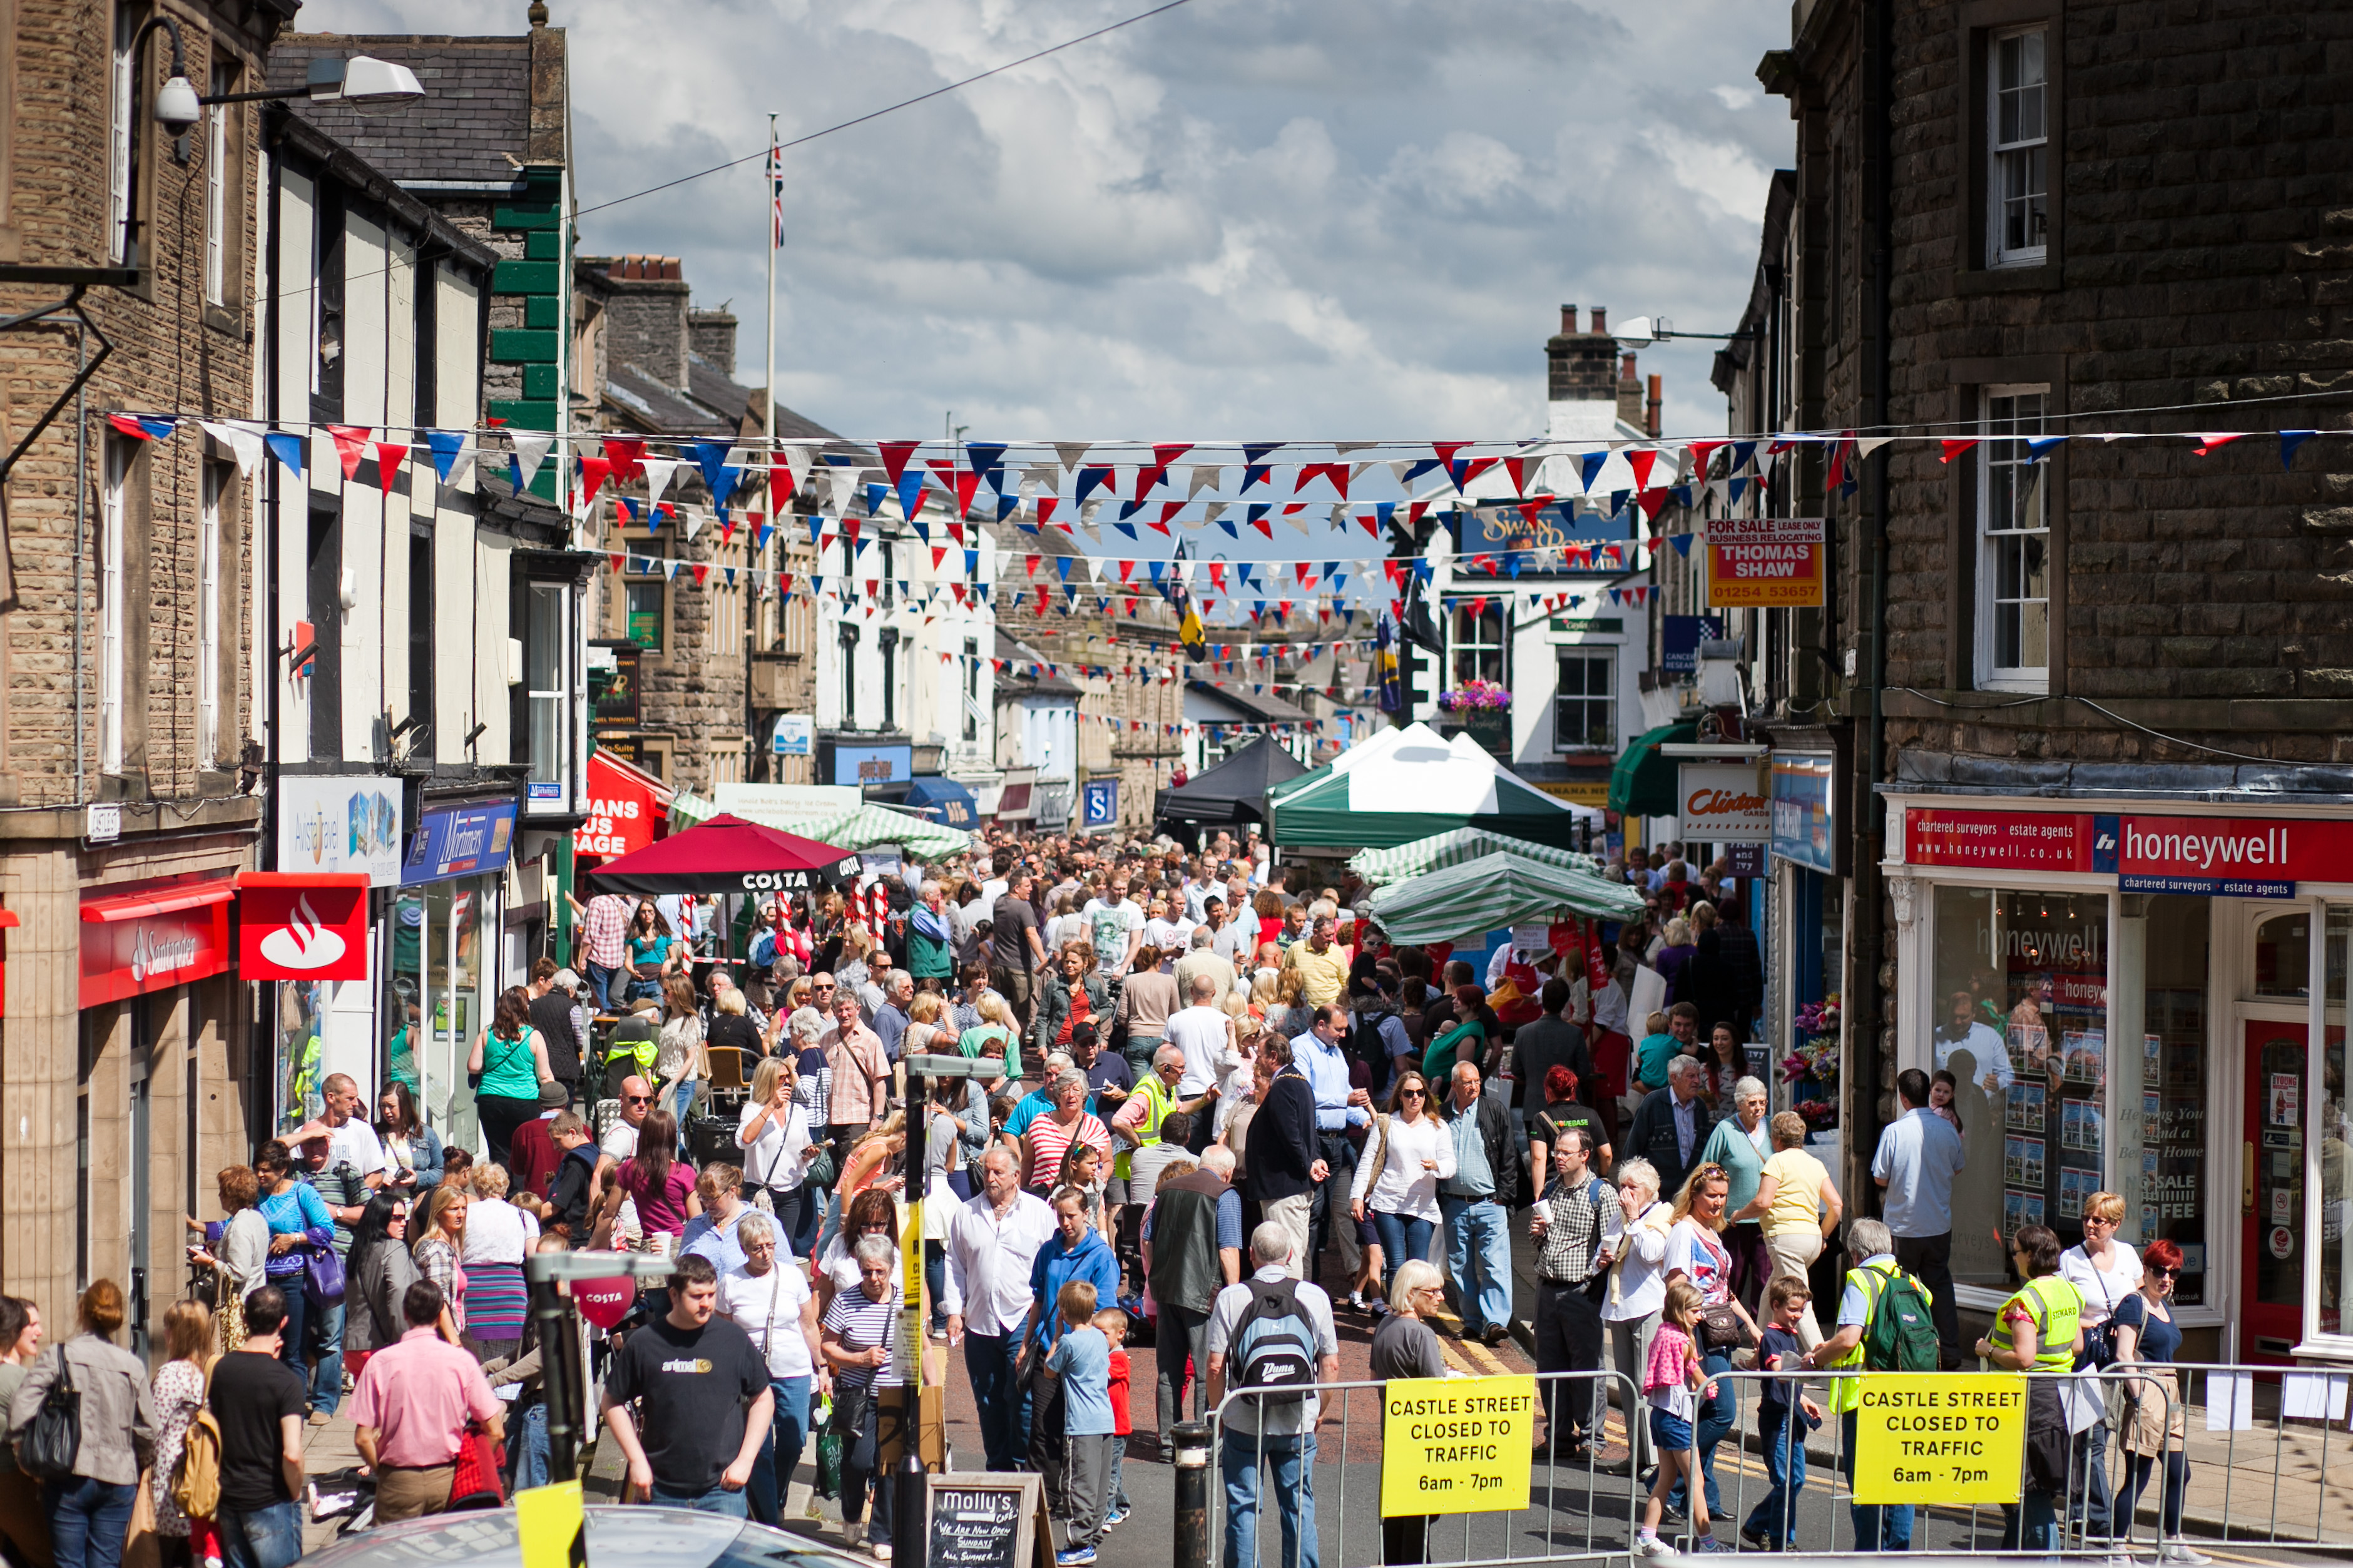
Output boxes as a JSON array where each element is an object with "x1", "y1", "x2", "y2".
[
  {"x1": 44, "y1": 1477, "x2": 135, "y2": 1568},
  {"x1": 1840, "y1": 1409, "x2": 1914, "y2": 1549},
  {"x1": 1221, "y1": 1430, "x2": 1317, "y2": 1568},
  {"x1": 1438, "y1": 1196, "x2": 1512, "y2": 1336},
  {"x1": 1665, "y1": 1352, "x2": 1735, "y2": 1519},
  {"x1": 965, "y1": 1332, "x2": 1026, "y2": 1471},
  {"x1": 216, "y1": 1499, "x2": 302, "y2": 1568},
  {"x1": 307, "y1": 1296, "x2": 347, "y2": 1417},
  {"x1": 1744, "y1": 1407, "x2": 1807, "y2": 1548},
  {"x1": 748, "y1": 1374, "x2": 812, "y2": 1525},
  {"x1": 650, "y1": 1485, "x2": 749, "y2": 1518},
  {"x1": 1370, "y1": 1210, "x2": 1434, "y2": 1300},
  {"x1": 275, "y1": 1278, "x2": 310, "y2": 1388},
  {"x1": 510, "y1": 1400, "x2": 551, "y2": 1492},
  {"x1": 586, "y1": 959, "x2": 625, "y2": 1013}
]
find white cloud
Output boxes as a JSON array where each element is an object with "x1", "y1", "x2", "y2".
[{"x1": 299, "y1": 0, "x2": 1791, "y2": 439}]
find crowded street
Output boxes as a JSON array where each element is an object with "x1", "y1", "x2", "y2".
[{"x1": 2, "y1": 0, "x2": 2350, "y2": 1566}]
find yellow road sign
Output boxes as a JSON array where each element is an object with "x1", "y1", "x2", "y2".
[
  {"x1": 515, "y1": 1479, "x2": 586, "y2": 1568},
  {"x1": 1849, "y1": 1372, "x2": 2028, "y2": 1505},
  {"x1": 1378, "y1": 1374, "x2": 1536, "y2": 1517}
]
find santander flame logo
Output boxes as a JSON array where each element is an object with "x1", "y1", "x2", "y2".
[{"x1": 257, "y1": 892, "x2": 347, "y2": 972}]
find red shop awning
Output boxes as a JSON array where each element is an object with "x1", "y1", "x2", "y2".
[{"x1": 81, "y1": 883, "x2": 235, "y2": 922}]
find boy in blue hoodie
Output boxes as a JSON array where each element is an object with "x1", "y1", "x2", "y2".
[{"x1": 1021, "y1": 1188, "x2": 1121, "y2": 1502}]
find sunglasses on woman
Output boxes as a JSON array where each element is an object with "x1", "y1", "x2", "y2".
[
  {"x1": 1399, "y1": 1089, "x2": 1426, "y2": 1099},
  {"x1": 2150, "y1": 1265, "x2": 2181, "y2": 1278}
]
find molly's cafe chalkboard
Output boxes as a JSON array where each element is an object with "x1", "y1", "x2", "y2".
[{"x1": 926, "y1": 1473, "x2": 1048, "y2": 1568}]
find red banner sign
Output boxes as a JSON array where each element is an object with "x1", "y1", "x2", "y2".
[
  {"x1": 1906, "y1": 808, "x2": 2092, "y2": 872},
  {"x1": 237, "y1": 873, "x2": 372, "y2": 980},
  {"x1": 1705, "y1": 517, "x2": 1824, "y2": 608},
  {"x1": 81, "y1": 880, "x2": 235, "y2": 1007},
  {"x1": 574, "y1": 750, "x2": 667, "y2": 860}
]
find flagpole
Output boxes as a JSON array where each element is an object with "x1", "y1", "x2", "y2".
[{"x1": 764, "y1": 112, "x2": 778, "y2": 452}]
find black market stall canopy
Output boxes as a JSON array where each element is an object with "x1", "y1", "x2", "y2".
[
  {"x1": 1156, "y1": 737, "x2": 1310, "y2": 832},
  {"x1": 581, "y1": 812, "x2": 862, "y2": 895}
]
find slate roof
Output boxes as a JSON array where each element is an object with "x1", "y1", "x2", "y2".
[{"x1": 267, "y1": 35, "x2": 532, "y2": 187}]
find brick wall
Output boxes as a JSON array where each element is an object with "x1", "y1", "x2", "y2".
[
  {"x1": 1786, "y1": 0, "x2": 2353, "y2": 766},
  {"x1": 0, "y1": 0, "x2": 278, "y2": 807}
]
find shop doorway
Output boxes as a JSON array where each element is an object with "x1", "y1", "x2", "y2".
[{"x1": 2246, "y1": 1017, "x2": 2309, "y2": 1362}]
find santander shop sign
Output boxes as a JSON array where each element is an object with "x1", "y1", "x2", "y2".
[{"x1": 238, "y1": 873, "x2": 371, "y2": 981}]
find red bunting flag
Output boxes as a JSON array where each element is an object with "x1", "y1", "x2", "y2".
[
  {"x1": 1133, "y1": 442, "x2": 1192, "y2": 495},
  {"x1": 1939, "y1": 438, "x2": 1981, "y2": 464},
  {"x1": 877, "y1": 440, "x2": 921, "y2": 484},
  {"x1": 603, "y1": 439, "x2": 646, "y2": 481},
  {"x1": 1150, "y1": 501, "x2": 1183, "y2": 536},
  {"x1": 1685, "y1": 439, "x2": 1726, "y2": 485},
  {"x1": 1038, "y1": 497, "x2": 1064, "y2": 531},
  {"x1": 576, "y1": 454, "x2": 611, "y2": 506},
  {"x1": 2190, "y1": 432, "x2": 2250, "y2": 456},
  {"x1": 690, "y1": 563, "x2": 710, "y2": 586},
  {"x1": 374, "y1": 442, "x2": 409, "y2": 496},
  {"x1": 1504, "y1": 456, "x2": 1535, "y2": 495},
  {"x1": 327, "y1": 425, "x2": 370, "y2": 480},
  {"x1": 1024, "y1": 554, "x2": 1040, "y2": 578}
]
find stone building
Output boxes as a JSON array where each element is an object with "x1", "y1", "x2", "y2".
[
  {"x1": 571, "y1": 253, "x2": 830, "y2": 792},
  {"x1": 0, "y1": 0, "x2": 297, "y2": 1344},
  {"x1": 1722, "y1": 0, "x2": 2353, "y2": 1357}
]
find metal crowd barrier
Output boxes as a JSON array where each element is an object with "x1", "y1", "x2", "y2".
[{"x1": 1201, "y1": 1362, "x2": 2353, "y2": 1567}]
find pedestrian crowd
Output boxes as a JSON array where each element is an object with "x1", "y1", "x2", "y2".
[{"x1": 0, "y1": 827, "x2": 2207, "y2": 1568}]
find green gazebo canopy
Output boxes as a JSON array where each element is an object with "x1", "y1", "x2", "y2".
[
  {"x1": 1268, "y1": 723, "x2": 1585, "y2": 852},
  {"x1": 1365, "y1": 848, "x2": 1647, "y2": 944},
  {"x1": 1349, "y1": 827, "x2": 1603, "y2": 887}
]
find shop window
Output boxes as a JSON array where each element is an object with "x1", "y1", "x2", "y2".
[
  {"x1": 2322, "y1": 911, "x2": 2352, "y2": 1342},
  {"x1": 1933, "y1": 884, "x2": 2110, "y2": 1286},
  {"x1": 2249, "y1": 909, "x2": 2345, "y2": 999},
  {"x1": 1553, "y1": 649, "x2": 1615, "y2": 750},
  {"x1": 1976, "y1": 387, "x2": 2049, "y2": 692},
  {"x1": 1445, "y1": 598, "x2": 1507, "y2": 688},
  {"x1": 2113, "y1": 896, "x2": 2210, "y2": 1306}
]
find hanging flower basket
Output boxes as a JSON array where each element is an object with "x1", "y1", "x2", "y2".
[{"x1": 1437, "y1": 679, "x2": 1511, "y2": 711}]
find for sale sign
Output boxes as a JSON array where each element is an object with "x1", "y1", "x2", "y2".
[{"x1": 1705, "y1": 517, "x2": 1825, "y2": 608}]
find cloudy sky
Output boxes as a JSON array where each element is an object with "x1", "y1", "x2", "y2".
[{"x1": 302, "y1": 0, "x2": 1790, "y2": 443}]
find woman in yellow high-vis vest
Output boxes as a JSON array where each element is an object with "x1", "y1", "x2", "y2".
[{"x1": 1977, "y1": 1223, "x2": 2085, "y2": 1550}]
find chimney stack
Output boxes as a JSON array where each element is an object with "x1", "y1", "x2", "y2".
[
  {"x1": 1646, "y1": 373, "x2": 1663, "y2": 438},
  {"x1": 1618, "y1": 354, "x2": 1645, "y2": 428},
  {"x1": 1546, "y1": 303, "x2": 1617, "y2": 408}
]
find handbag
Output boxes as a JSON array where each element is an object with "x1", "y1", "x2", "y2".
[
  {"x1": 1697, "y1": 1301, "x2": 1754, "y2": 1355},
  {"x1": 19, "y1": 1347, "x2": 79, "y2": 1481},
  {"x1": 445, "y1": 1419, "x2": 506, "y2": 1511},
  {"x1": 813, "y1": 1395, "x2": 844, "y2": 1500},
  {"x1": 123, "y1": 1469, "x2": 160, "y2": 1568},
  {"x1": 304, "y1": 1244, "x2": 348, "y2": 1310},
  {"x1": 803, "y1": 1142, "x2": 837, "y2": 1193}
]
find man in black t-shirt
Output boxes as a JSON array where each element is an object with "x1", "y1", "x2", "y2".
[
  {"x1": 210, "y1": 1286, "x2": 309, "y2": 1568},
  {"x1": 601, "y1": 1253, "x2": 773, "y2": 1515},
  {"x1": 989, "y1": 870, "x2": 1047, "y2": 1028}
]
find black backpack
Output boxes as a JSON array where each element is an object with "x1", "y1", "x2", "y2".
[{"x1": 1227, "y1": 1279, "x2": 1319, "y2": 1407}]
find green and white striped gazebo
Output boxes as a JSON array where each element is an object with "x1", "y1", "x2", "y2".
[
  {"x1": 1349, "y1": 827, "x2": 1606, "y2": 887},
  {"x1": 1365, "y1": 848, "x2": 1646, "y2": 945}
]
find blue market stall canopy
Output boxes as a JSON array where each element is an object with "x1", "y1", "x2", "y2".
[{"x1": 897, "y1": 775, "x2": 980, "y2": 830}]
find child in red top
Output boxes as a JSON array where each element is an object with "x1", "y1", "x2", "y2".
[{"x1": 1095, "y1": 1307, "x2": 1133, "y2": 1529}]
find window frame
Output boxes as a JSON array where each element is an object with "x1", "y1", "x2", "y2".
[
  {"x1": 203, "y1": 58, "x2": 233, "y2": 306},
  {"x1": 197, "y1": 461, "x2": 225, "y2": 768},
  {"x1": 1986, "y1": 23, "x2": 2049, "y2": 270},
  {"x1": 100, "y1": 437, "x2": 130, "y2": 773},
  {"x1": 962, "y1": 637, "x2": 981, "y2": 743},
  {"x1": 523, "y1": 581, "x2": 569, "y2": 805},
  {"x1": 1443, "y1": 596, "x2": 1508, "y2": 689},
  {"x1": 108, "y1": 4, "x2": 136, "y2": 264},
  {"x1": 624, "y1": 575, "x2": 665, "y2": 654},
  {"x1": 1975, "y1": 383, "x2": 2052, "y2": 694},
  {"x1": 1551, "y1": 646, "x2": 1616, "y2": 753}
]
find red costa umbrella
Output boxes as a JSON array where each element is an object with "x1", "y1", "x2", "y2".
[{"x1": 581, "y1": 812, "x2": 862, "y2": 895}]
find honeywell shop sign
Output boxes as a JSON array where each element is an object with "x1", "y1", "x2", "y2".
[{"x1": 1903, "y1": 805, "x2": 2353, "y2": 895}]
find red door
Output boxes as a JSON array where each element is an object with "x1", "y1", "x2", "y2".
[{"x1": 2245, "y1": 1021, "x2": 2308, "y2": 1363}]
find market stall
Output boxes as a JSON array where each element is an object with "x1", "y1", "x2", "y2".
[
  {"x1": 1268, "y1": 721, "x2": 1588, "y2": 851},
  {"x1": 1155, "y1": 736, "x2": 1310, "y2": 836},
  {"x1": 581, "y1": 813, "x2": 862, "y2": 895},
  {"x1": 1365, "y1": 847, "x2": 1646, "y2": 945},
  {"x1": 1349, "y1": 826, "x2": 1605, "y2": 887}
]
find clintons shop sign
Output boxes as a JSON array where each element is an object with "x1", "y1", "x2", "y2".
[{"x1": 1902, "y1": 806, "x2": 2353, "y2": 895}]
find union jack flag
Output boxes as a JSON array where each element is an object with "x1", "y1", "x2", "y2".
[{"x1": 769, "y1": 141, "x2": 784, "y2": 248}]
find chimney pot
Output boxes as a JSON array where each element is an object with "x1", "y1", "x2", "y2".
[
  {"x1": 1560, "y1": 303, "x2": 1578, "y2": 335},
  {"x1": 1621, "y1": 353, "x2": 1638, "y2": 380},
  {"x1": 1591, "y1": 307, "x2": 1607, "y2": 335},
  {"x1": 1646, "y1": 373, "x2": 1663, "y2": 439}
]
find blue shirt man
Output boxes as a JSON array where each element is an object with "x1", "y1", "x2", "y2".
[{"x1": 1290, "y1": 1006, "x2": 1368, "y2": 1133}]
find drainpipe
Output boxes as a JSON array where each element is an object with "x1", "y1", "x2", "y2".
[{"x1": 1852, "y1": 0, "x2": 1897, "y2": 1193}]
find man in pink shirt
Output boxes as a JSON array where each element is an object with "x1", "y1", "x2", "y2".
[
  {"x1": 822, "y1": 990, "x2": 890, "y2": 1163},
  {"x1": 350, "y1": 1280, "x2": 504, "y2": 1522}
]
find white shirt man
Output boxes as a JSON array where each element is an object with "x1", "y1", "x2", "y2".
[
  {"x1": 942, "y1": 1153, "x2": 1059, "y2": 1341},
  {"x1": 1082, "y1": 882, "x2": 1146, "y2": 972},
  {"x1": 1165, "y1": 976, "x2": 1232, "y2": 1098}
]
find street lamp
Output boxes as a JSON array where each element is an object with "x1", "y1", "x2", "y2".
[
  {"x1": 1613, "y1": 316, "x2": 1758, "y2": 347},
  {"x1": 118, "y1": 29, "x2": 426, "y2": 268}
]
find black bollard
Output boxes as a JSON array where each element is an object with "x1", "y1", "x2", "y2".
[
  {"x1": 1173, "y1": 1420, "x2": 1212, "y2": 1568},
  {"x1": 897, "y1": 1449, "x2": 927, "y2": 1568}
]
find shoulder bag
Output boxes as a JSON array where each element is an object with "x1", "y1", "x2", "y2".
[{"x1": 18, "y1": 1345, "x2": 79, "y2": 1481}]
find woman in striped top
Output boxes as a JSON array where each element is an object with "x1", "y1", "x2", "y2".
[
  {"x1": 1020, "y1": 1070, "x2": 1110, "y2": 1197},
  {"x1": 822, "y1": 1233, "x2": 904, "y2": 1559}
]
